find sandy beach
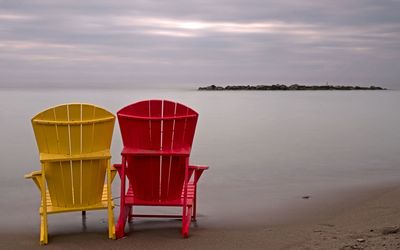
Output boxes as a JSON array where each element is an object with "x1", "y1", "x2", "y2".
[{"x1": 1, "y1": 183, "x2": 400, "y2": 249}]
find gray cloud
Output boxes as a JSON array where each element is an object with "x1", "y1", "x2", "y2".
[{"x1": 0, "y1": 0, "x2": 399, "y2": 88}]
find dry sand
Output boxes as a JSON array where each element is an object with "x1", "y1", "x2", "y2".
[{"x1": 2, "y1": 185, "x2": 400, "y2": 249}]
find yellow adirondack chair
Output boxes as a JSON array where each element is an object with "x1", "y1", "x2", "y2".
[{"x1": 24, "y1": 103, "x2": 116, "y2": 244}]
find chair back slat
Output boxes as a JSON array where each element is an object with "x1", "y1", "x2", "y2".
[{"x1": 161, "y1": 100, "x2": 176, "y2": 151}]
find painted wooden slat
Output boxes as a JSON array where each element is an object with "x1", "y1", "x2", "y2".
[
  {"x1": 81, "y1": 105, "x2": 95, "y2": 154},
  {"x1": 32, "y1": 121, "x2": 47, "y2": 153},
  {"x1": 183, "y1": 117, "x2": 198, "y2": 149},
  {"x1": 68, "y1": 104, "x2": 82, "y2": 155},
  {"x1": 82, "y1": 160, "x2": 92, "y2": 206},
  {"x1": 40, "y1": 110, "x2": 58, "y2": 154},
  {"x1": 95, "y1": 160, "x2": 107, "y2": 203},
  {"x1": 90, "y1": 160, "x2": 99, "y2": 205},
  {"x1": 93, "y1": 121, "x2": 112, "y2": 151},
  {"x1": 149, "y1": 100, "x2": 161, "y2": 149},
  {"x1": 167, "y1": 156, "x2": 186, "y2": 200},
  {"x1": 50, "y1": 105, "x2": 68, "y2": 155},
  {"x1": 43, "y1": 162, "x2": 58, "y2": 206},
  {"x1": 160, "y1": 156, "x2": 172, "y2": 201},
  {"x1": 32, "y1": 117, "x2": 114, "y2": 125},
  {"x1": 71, "y1": 160, "x2": 82, "y2": 205},
  {"x1": 161, "y1": 100, "x2": 176, "y2": 151},
  {"x1": 39, "y1": 150, "x2": 110, "y2": 162}
]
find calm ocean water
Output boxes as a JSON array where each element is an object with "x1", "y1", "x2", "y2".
[{"x1": 1, "y1": 88, "x2": 400, "y2": 231}]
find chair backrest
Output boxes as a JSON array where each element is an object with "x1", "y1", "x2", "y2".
[
  {"x1": 117, "y1": 100, "x2": 198, "y2": 202},
  {"x1": 32, "y1": 103, "x2": 115, "y2": 207}
]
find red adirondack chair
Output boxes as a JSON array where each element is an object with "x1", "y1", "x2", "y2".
[{"x1": 114, "y1": 100, "x2": 208, "y2": 238}]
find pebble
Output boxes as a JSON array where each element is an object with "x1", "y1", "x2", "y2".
[
  {"x1": 320, "y1": 223, "x2": 335, "y2": 227},
  {"x1": 382, "y1": 226, "x2": 400, "y2": 235}
]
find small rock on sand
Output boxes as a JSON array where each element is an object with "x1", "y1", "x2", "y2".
[
  {"x1": 381, "y1": 226, "x2": 400, "y2": 235},
  {"x1": 340, "y1": 245, "x2": 364, "y2": 250}
]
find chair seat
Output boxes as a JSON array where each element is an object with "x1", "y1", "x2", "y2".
[
  {"x1": 124, "y1": 183, "x2": 195, "y2": 206},
  {"x1": 40, "y1": 185, "x2": 114, "y2": 214}
]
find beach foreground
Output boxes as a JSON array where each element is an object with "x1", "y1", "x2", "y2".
[{"x1": 2, "y1": 184, "x2": 400, "y2": 250}]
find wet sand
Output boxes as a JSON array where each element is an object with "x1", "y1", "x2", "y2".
[
  {"x1": 296, "y1": 184, "x2": 400, "y2": 250},
  {"x1": 2, "y1": 184, "x2": 400, "y2": 249}
]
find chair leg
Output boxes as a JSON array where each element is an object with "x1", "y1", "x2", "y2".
[
  {"x1": 128, "y1": 206, "x2": 133, "y2": 223},
  {"x1": 192, "y1": 194, "x2": 197, "y2": 221},
  {"x1": 116, "y1": 158, "x2": 128, "y2": 239},
  {"x1": 39, "y1": 167, "x2": 48, "y2": 245},
  {"x1": 108, "y1": 203, "x2": 116, "y2": 239},
  {"x1": 106, "y1": 163, "x2": 116, "y2": 240},
  {"x1": 181, "y1": 206, "x2": 192, "y2": 238},
  {"x1": 82, "y1": 211, "x2": 86, "y2": 216},
  {"x1": 40, "y1": 213, "x2": 48, "y2": 245},
  {"x1": 116, "y1": 205, "x2": 130, "y2": 239}
]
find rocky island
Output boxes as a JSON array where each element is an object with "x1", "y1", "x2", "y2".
[{"x1": 198, "y1": 84, "x2": 386, "y2": 91}]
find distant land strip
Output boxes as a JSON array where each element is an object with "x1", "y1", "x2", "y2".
[{"x1": 198, "y1": 84, "x2": 387, "y2": 91}]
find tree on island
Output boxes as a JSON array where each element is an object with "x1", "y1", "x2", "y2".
[{"x1": 198, "y1": 84, "x2": 386, "y2": 91}]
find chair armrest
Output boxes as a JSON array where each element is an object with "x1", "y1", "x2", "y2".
[
  {"x1": 113, "y1": 163, "x2": 122, "y2": 169},
  {"x1": 24, "y1": 170, "x2": 43, "y2": 191},
  {"x1": 24, "y1": 170, "x2": 42, "y2": 179},
  {"x1": 188, "y1": 165, "x2": 209, "y2": 184},
  {"x1": 113, "y1": 163, "x2": 123, "y2": 179},
  {"x1": 189, "y1": 165, "x2": 209, "y2": 171},
  {"x1": 110, "y1": 165, "x2": 118, "y2": 182}
]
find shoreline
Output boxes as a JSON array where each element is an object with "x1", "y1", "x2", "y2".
[{"x1": 3, "y1": 183, "x2": 400, "y2": 249}]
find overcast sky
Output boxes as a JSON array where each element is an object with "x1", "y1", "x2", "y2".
[{"x1": 0, "y1": 0, "x2": 399, "y2": 88}]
